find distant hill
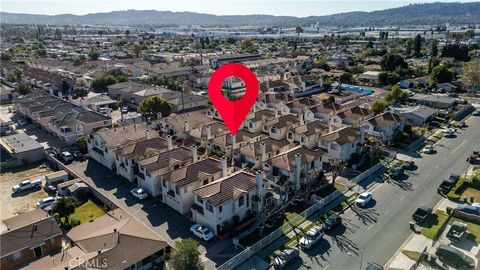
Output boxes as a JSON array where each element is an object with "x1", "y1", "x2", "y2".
[{"x1": 1, "y1": 2, "x2": 479, "y2": 26}]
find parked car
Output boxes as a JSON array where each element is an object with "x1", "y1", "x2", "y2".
[
  {"x1": 435, "y1": 244, "x2": 475, "y2": 269},
  {"x1": 36, "y1": 197, "x2": 57, "y2": 209},
  {"x1": 389, "y1": 167, "x2": 404, "y2": 178},
  {"x1": 422, "y1": 145, "x2": 434, "y2": 154},
  {"x1": 17, "y1": 118, "x2": 29, "y2": 126},
  {"x1": 122, "y1": 106, "x2": 129, "y2": 113},
  {"x1": 355, "y1": 192, "x2": 373, "y2": 207},
  {"x1": 473, "y1": 110, "x2": 480, "y2": 116},
  {"x1": 72, "y1": 150, "x2": 84, "y2": 159},
  {"x1": 12, "y1": 179, "x2": 42, "y2": 193},
  {"x1": 449, "y1": 173, "x2": 461, "y2": 182},
  {"x1": 366, "y1": 262, "x2": 384, "y2": 270},
  {"x1": 130, "y1": 187, "x2": 148, "y2": 200},
  {"x1": 412, "y1": 206, "x2": 432, "y2": 224},
  {"x1": 190, "y1": 224, "x2": 214, "y2": 241},
  {"x1": 443, "y1": 129, "x2": 454, "y2": 138},
  {"x1": 457, "y1": 121, "x2": 466, "y2": 128},
  {"x1": 60, "y1": 151, "x2": 74, "y2": 162},
  {"x1": 438, "y1": 180, "x2": 455, "y2": 194},
  {"x1": 299, "y1": 226, "x2": 324, "y2": 250},
  {"x1": 273, "y1": 248, "x2": 299, "y2": 269},
  {"x1": 98, "y1": 107, "x2": 110, "y2": 114},
  {"x1": 322, "y1": 215, "x2": 342, "y2": 232},
  {"x1": 402, "y1": 160, "x2": 415, "y2": 170},
  {"x1": 428, "y1": 121, "x2": 441, "y2": 128}
]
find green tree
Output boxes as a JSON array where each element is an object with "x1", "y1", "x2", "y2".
[
  {"x1": 430, "y1": 64, "x2": 454, "y2": 84},
  {"x1": 431, "y1": 39, "x2": 438, "y2": 57},
  {"x1": 168, "y1": 238, "x2": 204, "y2": 270},
  {"x1": 0, "y1": 52, "x2": 12, "y2": 62},
  {"x1": 339, "y1": 72, "x2": 352, "y2": 83},
  {"x1": 462, "y1": 60, "x2": 480, "y2": 94},
  {"x1": 381, "y1": 53, "x2": 407, "y2": 71},
  {"x1": 295, "y1": 26, "x2": 304, "y2": 36},
  {"x1": 90, "y1": 75, "x2": 117, "y2": 93},
  {"x1": 385, "y1": 85, "x2": 409, "y2": 104},
  {"x1": 413, "y1": 34, "x2": 422, "y2": 56},
  {"x1": 88, "y1": 50, "x2": 101, "y2": 60},
  {"x1": 378, "y1": 72, "x2": 400, "y2": 86},
  {"x1": 131, "y1": 43, "x2": 142, "y2": 58},
  {"x1": 125, "y1": 29, "x2": 130, "y2": 36},
  {"x1": 18, "y1": 83, "x2": 33, "y2": 95},
  {"x1": 75, "y1": 137, "x2": 88, "y2": 154},
  {"x1": 370, "y1": 99, "x2": 388, "y2": 115},
  {"x1": 405, "y1": 39, "x2": 412, "y2": 56},
  {"x1": 74, "y1": 88, "x2": 88, "y2": 98},
  {"x1": 137, "y1": 96, "x2": 172, "y2": 120},
  {"x1": 52, "y1": 197, "x2": 78, "y2": 225}
]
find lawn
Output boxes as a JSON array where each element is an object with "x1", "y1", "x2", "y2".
[
  {"x1": 461, "y1": 187, "x2": 480, "y2": 204},
  {"x1": 70, "y1": 200, "x2": 106, "y2": 224},
  {"x1": 449, "y1": 217, "x2": 480, "y2": 244},
  {"x1": 421, "y1": 210, "x2": 449, "y2": 239}
]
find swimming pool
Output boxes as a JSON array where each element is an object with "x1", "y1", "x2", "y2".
[{"x1": 330, "y1": 85, "x2": 373, "y2": 95}]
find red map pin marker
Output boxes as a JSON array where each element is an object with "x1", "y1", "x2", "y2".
[{"x1": 208, "y1": 63, "x2": 259, "y2": 135}]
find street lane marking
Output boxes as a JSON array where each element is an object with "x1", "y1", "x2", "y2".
[
  {"x1": 434, "y1": 165, "x2": 439, "y2": 169},
  {"x1": 452, "y1": 139, "x2": 467, "y2": 153},
  {"x1": 385, "y1": 210, "x2": 390, "y2": 215},
  {"x1": 400, "y1": 195, "x2": 406, "y2": 201},
  {"x1": 367, "y1": 224, "x2": 374, "y2": 231}
]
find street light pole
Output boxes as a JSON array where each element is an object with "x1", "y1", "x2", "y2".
[{"x1": 359, "y1": 248, "x2": 365, "y2": 270}]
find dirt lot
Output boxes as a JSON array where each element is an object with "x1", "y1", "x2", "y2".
[{"x1": 1, "y1": 164, "x2": 53, "y2": 220}]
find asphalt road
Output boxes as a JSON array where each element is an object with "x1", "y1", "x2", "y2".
[{"x1": 288, "y1": 114, "x2": 480, "y2": 270}]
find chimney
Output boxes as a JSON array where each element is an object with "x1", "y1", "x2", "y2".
[
  {"x1": 58, "y1": 92, "x2": 63, "y2": 99},
  {"x1": 68, "y1": 95, "x2": 73, "y2": 102},
  {"x1": 192, "y1": 145, "x2": 198, "y2": 162},
  {"x1": 255, "y1": 170, "x2": 264, "y2": 212},
  {"x1": 107, "y1": 109, "x2": 111, "y2": 118},
  {"x1": 220, "y1": 156, "x2": 228, "y2": 177},
  {"x1": 294, "y1": 153, "x2": 302, "y2": 189},
  {"x1": 206, "y1": 125, "x2": 212, "y2": 140},
  {"x1": 259, "y1": 142, "x2": 266, "y2": 162},
  {"x1": 49, "y1": 89, "x2": 54, "y2": 96},
  {"x1": 157, "y1": 112, "x2": 162, "y2": 119},
  {"x1": 167, "y1": 135, "x2": 173, "y2": 150},
  {"x1": 144, "y1": 129, "x2": 149, "y2": 139},
  {"x1": 230, "y1": 134, "x2": 236, "y2": 148},
  {"x1": 265, "y1": 79, "x2": 270, "y2": 91},
  {"x1": 299, "y1": 112, "x2": 305, "y2": 125},
  {"x1": 184, "y1": 120, "x2": 190, "y2": 132},
  {"x1": 274, "y1": 108, "x2": 279, "y2": 118}
]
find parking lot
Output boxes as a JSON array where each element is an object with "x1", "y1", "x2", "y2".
[{"x1": 0, "y1": 164, "x2": 52, "y2": 220}]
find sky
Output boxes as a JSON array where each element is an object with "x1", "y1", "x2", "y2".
[{"x1": 1, "y1": 0, "x2": 477, "y2": 17}]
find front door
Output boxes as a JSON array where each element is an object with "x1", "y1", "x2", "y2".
[{"x1": 33, "y1": 246, "x2": 43, "y2": 258}]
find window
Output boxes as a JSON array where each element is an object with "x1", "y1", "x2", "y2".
[
  {"x1": 175, "y1": 186, "x2": 180, "y2": 195},
  {"x1": 203, "y1": 179, "x2": 208, "y2": 185},
  {"x1": 162, "y1": 179, "x2": 167, "y2": 188},
  {"x1": 219, "y1": 205, "x2": 223, "y2": 212},
  {"x1": 246, "y1": 194, "x2": 249, "y2": 207},
  {"x1": 330, "y1": 143, "x2": 338, "y2": 151},
  {"x1": 184, "y1": 187, "x2": 187, "y2": 193},
  {"x1": 288, "y1": 132, "x2": 293, "y2": 139},
  {"x1": 239, "y1": 195, "x2": 245, "y2": 207},
  {"x1": 146, "y1": 170, "x2": 151, "y2": 177},
  {"x1": 196, "y1": 196, "x2": 203, "y2": 204},
  {"x1": 206, "y1": 202, "x2": 214, "y2": 212}
]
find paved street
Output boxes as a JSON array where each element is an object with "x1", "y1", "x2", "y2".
[
  {"x1": 287, "y1": 114, "x2": 480, "y2": 270},
  {"x1": 68, "y1": 160, "x2": 242, "y2": 270}
]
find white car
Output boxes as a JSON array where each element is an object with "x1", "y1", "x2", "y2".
[
  {"x1": 130, "y1": 188, "x2": 148, "y2": 200},
  {"x1": 60, "y1": 151, "x2": 74, "y2": 162},
  {"x1": 442, "y1": 129, "x2": 454, "y2": 138},
  {"x1": 299, "y1": 226, "x2": 324, "y2": 249},
  {"x1": 37, "y1": 197, "x2": 57, "y2": 209},
  {"x1": 355, "y1": 191, "x2": 373, "y2": 207},
  {"x1": 122, "y1": 106, "x2": 129, "y2": 113},
  {"x1": 422, "y1": 145, "x2": 434, "y2": 154},
  {"x1": 98, "y1": 107, "x2": 110, "y2": 114},
  {"x1": 190, "y1": 224, "x2": 214, "y2": 241}
]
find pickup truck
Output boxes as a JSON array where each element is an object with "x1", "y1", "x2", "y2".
[
  {"x1": 412, "y1": 206, "x2": 432, "y2": 224},
  {"x1": 438, "y1": 180, "x2": 455, "y2": 194},
  {"x1": 12, "y1": 179, "x2": 42, "y2": 193}
]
